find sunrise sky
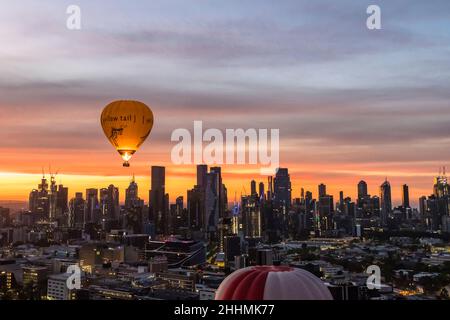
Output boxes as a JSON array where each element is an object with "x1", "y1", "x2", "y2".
[{"x1": 1, "y1": 1, "x2": 450, "y2": 207}]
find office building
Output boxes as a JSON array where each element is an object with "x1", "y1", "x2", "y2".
[
  {"x1": 150, "y1": 166, "x2": 169, "y2": 236},
  {"x1": 380, "y1": 179, "x2": 392, "y2": 227}
]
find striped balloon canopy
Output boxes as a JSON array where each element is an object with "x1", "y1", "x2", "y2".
[{"x1": 215, "y1": 266, "x2": 333, "y2": 300}]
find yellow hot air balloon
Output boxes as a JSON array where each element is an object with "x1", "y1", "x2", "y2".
[{"x1": 101, "y1": 100, "x2": 154, "y2": 167}]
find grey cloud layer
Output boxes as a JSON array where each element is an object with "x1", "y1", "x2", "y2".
[{"x1": 0, "y1": 0, "x2": 450, "y2": 166}]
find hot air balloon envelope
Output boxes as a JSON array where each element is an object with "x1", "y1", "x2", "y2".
[
  {"x1": 215, "y1": 265, "x2": 333, "y2": 300},
  {"x1": 101, "y1": 100, "x2": 154, "y2": 167}
]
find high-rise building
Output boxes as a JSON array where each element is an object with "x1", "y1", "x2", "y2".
[
  {"x1": 421, "y1": 167, "x2": 450, "y2": 231},
  {"x1": 187, "y1": 165, "x2": 228, "y2": 239},
  {"x1": 338, "y1": 191, "x2": 345, "y2": 213},
  {"x1": 125, "y1": 175, "x2": 141, "y2": 208},
  {"x1": 170, "y1": 196, "x2": 184, "y2": 234},
  {"x1": 124, "y1": 177, "x2": 144, "y2": 234},
  {"x1": 402, "y1": 184, "x2": 410, "y2": 208},
  {"x1": 186, "y1": 165, "x2": 208, "y2": 235},
  {"x1": 0, "y1": 207, "x2": 10, "y2": 228},
  {"x1": 318, "y1": 194, "x2": 334, "y2": 230},
  {"x1": 85, "y1": 188, "x2": 99, "y2": 224},
  {"x1": 241, "y1": 195, "x2": 261, "y2": 238},
  {"x1": 357, "y1": 180, "x2": 376, "y2": 218},
  {"x1": 56, "y1": 185, "x2": 68, "y2": 214},
  {"x1": 205, "y1": 169, "x2": 221, "y2": 234},
  {"x1": 267, "y1": 176, "x2": 273, "y2": 201},
  {"x1": 197, "y1": 165, "x2": 208, "y2": 189},
  {"x1": 210, "y1": 167, "x2": 227, "y2": 219},
  {"x1": 224, "y1": 236, "x2": 241, "y2": 265},
  {"x1": 259, "y1": 182, "x2": 265, "y2": 200},
  {"x1": 100, "y1": 185, "x2": 119, "y2": 222},
  {"x1": 29, "y1": 189, "x2": 39, "y2": 213},
  {"x1": 29, "y1": 174, "x2": 50, "y2": 217},
  {"x1": 318, "y1": 183, "x2": 327, "y2": 198},
  {"x1": 69, "y1": 192, "x2": 85, "y2": 228},
  {"x1": 48, "y1": 174, "x2": 58, "y2": 221},
  {"x1": 357, "y1": 181, "x2": 368, "y2": 199},
  {"x1": 187, "y1": 186, "x2": 205, "y2": 233},
  {"x1": 273, "y1": 168, "x2": 292, "y2": 212},
  {"x1": 150, "y1": 166, "x2": 169, "y2": 236},
  {"x1": 343, "y1": 197, "x2": 356, "y2": 217},
  {"x1": 380, "y1": 179, "x2": 392, "y2": 227},
  {"x1": 251, "y1": 180, "x2": 257, "y2": 196},
  {"x1": 419, "y1": 196, "x2": 427, "y2": 215},
  {"x1": 433, "y1": 167, "x2": 450, "y2": 198}
]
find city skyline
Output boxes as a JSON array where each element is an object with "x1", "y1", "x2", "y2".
[{"x1": 5, "y1": 164, "x2": 448, "y2": 209}]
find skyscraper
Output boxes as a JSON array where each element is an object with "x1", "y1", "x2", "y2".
[
  {"x1": 187, "y1": 186, "x2": 205, "y2": 233},
  {"x1": 433, "y1": 167, "x2": 450, "y2": 198},
  {"x1": 318, "y1": 194, "x2": 334, "y2": 231},
  {"x1": 170, "y1": 196, "x2": 184, "y2": 234},
  {"x1": 29, "y1": 174, "x2": 50, "y2": 217},
  {"x1": 56, "y1": 185, "x2": 68, "y2": 215},
  {"x1": 48, "y1": 174, "x2": 58, "y2": 221},
  {"x1": 197, "y1": 164, "x2": 208, "y2": 189},
  {"x1": 205, "y1": 168, "x2": 221, "y2": 234},
  {"x1": 100, "y1": 185, "x2": 119, "y2": 222},
  {"x1": 69, "y1": 192, "x2": 85, "y2": 228},
  {"x1": 29, "y1": 189, "x2": 39, "y2": 213},
  {"x1": 259, "y1": 182, "x2": 265, "y2": 200},
  {"x1": 0, "y1": 207, "x2": 10, "y2": 228},
  {"x1": 273, "y1": 168, "x2": 292, "y2": 212},
  {"x1": 187, "y1": 165, "x2": 228, "y2": 239},
  {"x1": 357, "y1": 181, "x2": 368, "y2": 199},
  {"x1": 318, "y1": 183, "x2": 327, "y2": 198},
  {"x1": 380, "y1": 179, "x2": 392, "y2": 227},
  {"x1": 85, "y1": 188, "x2": 99, "y2": 224},
  {"x1": 338, "y1": 191, "x2": 345, "y2": 213},
  {"x1": 402, "y1": 184, "x2": 410, "y2": 208},
  {"x1": 267, "y1": 176, "x2": 273, "y2": 201},
  {"x1": 123, "y1": 176, "x2": 144, "y2": 234},
  {"x1": 356, "y1": 180, "x2": 371, "y2": 217},
  {"x1": 223, "y1": 236, "x2": 241, "y2": 266},
  {"x1": 210, "y1": 167, "x2": 227, "y2": 219},
  {"x1": 419, "y1": 196, "x2": 427, "y2": 215},
  {"x1": 241, "y1": 195, "x2": 261, "y2": 238},
  {"x1": 424, "y1": 167, "x2": 450, "y2": 231},
  {"x1": 125, "y1": 175, "x2": 141, "y2": 208},
  {"x1": 150, "y1": 166, "x2": 169, "y2": 235},
  {"x1": 251, "y1": 180, "x2": 257, "y2": 196},
  {"x1": 186, "y1": 165, "x2": 208, "y2": 235}
]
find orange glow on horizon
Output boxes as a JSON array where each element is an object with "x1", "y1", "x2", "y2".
[
  {"x1": 0, "y1": 143, "x2": 439, "y2": 208},
  {"x1": 0, "y1": 162, "x2": 434, "y2": 208}
]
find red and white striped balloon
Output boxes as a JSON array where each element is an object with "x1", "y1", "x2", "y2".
[{"x1": 215, "y1": 266, "x2": 333, "y2": 300}]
